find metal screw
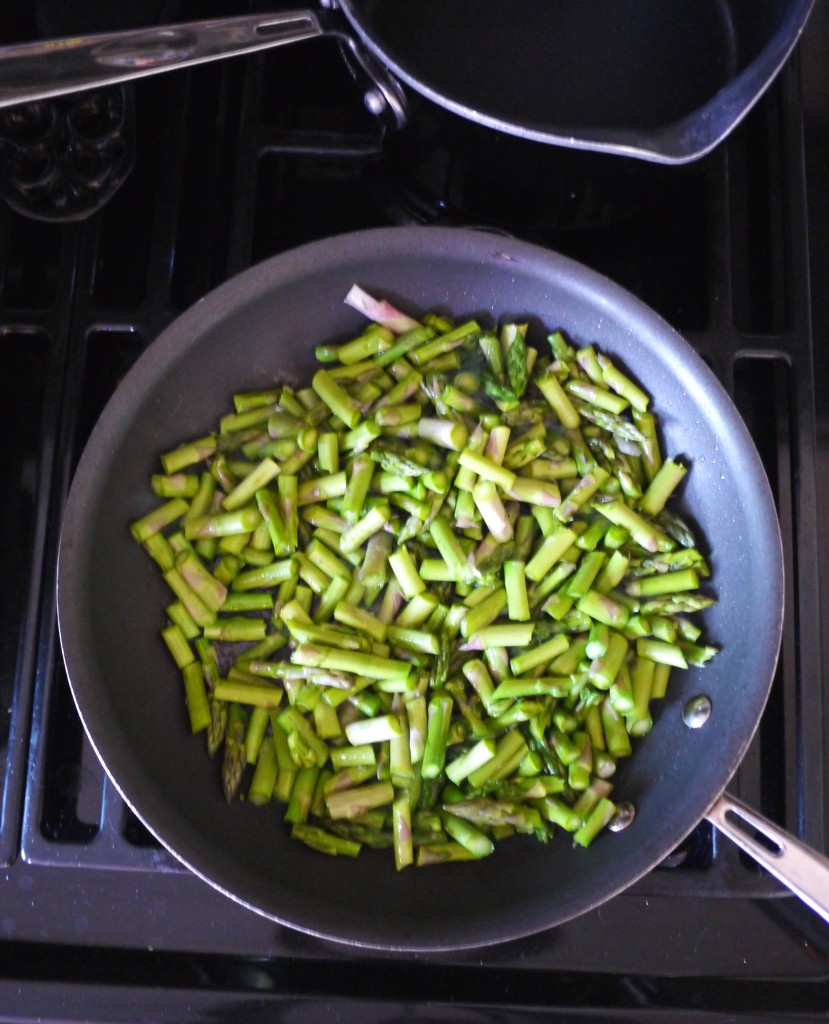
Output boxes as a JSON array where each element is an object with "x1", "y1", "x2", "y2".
[
  {"x1": 609, "y1": 802, "x2": 636, "y2": 832},
  {"x1": 682, "y1": 694, "x2": 712, "y2": 729},
  {"x1": 364, "y1": 89, "x2": 387, "y2": 116}
]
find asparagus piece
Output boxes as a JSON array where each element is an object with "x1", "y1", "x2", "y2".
[
  {"x1": 222, "y1": 703, "x2": 248, "y2": 802},
  {"x1": 222, "y1": 458, "x2": 280, "y2": 512},
  {"x1": 248, "y1": 734, "x2": 279, "y2": 805},
  {"x1": 291, "y1": 824, "x2": 361, "y2": 857},
  {"x1": 160, "y1": 436, "x2": 217, "y2": 474},
  {"x1": 421, "y1": 694, "x2": 454, "y2": 779},
  {"x1": 393, "y1": 794, "x2": 414, "y2": 870},
  {"x1": 312, "y1": 369, "x2": 362, "y2": 429},
  {"x1": 416, "y1": 842, "x2": 477, "y2": 865},
  {"x1": 213, "y1": 680, "x2": 284, "y2": 708},
  {"x1": 639, "y1": 458, "x2": 688, "y2": 516},
  {"x1": 131, "y1": 498, "x2": 189, "y2": 543},
  {"x1": 182, "y1": 663, "x2": 211, "y2": 733},
  {"x1": 292, "y1": 644, "x2": 412, "y2": 683},
  {"x1": 446, "y1": 797, "x2": 542, "y2": 832},
  {"x1": 325, "y1": 780, "x2": 395, "y2": 820},
  {"x1": 537, "y1": 372, "x2": 580, "y2": 429},
  {"x1": 442, "y1": 811, "x2": 495, "y2": 858}
]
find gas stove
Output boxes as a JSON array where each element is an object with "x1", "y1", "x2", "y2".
[{"x1": 1, "y1": 2, "x2": 828, "y2": 1019}]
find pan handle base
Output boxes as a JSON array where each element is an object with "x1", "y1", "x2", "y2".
[{"x1": 320, "y1": 21, "x2": 407, "y2": 130}]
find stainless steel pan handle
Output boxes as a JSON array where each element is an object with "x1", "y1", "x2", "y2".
[
  {"x1": 0, "y1": 11, "x2": 404, "y2": 116},
  {"x1": 706, "y1": 792, "x2": 829, "y2": 924},
  {"x1": 0, "y1": 13, "x2": 323, "y2": 109}
]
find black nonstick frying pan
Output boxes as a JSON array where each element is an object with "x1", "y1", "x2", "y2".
[
  {"x1": 0, "y1": 0, "x2": 816, "y2": 163},
  {"x1": 56, "y1": 226, "x2": 829, "y2": 951}
]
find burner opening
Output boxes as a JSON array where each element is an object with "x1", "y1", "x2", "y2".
[
  {"x1": 733, "y1": 356, "x2": 794, "y2": 832},
  {"x1": 74, "y1": 330, "x2": 144, "y2": 462},
  {"x1": 0, "y1": 332, "x2": 50, "y2": 750},
  {"x1": 658, "y1": 821, "x2": 714, "y2": 870},
  {"x1": 123, "y1": 808, "x2": 161, "y2": 849},
  {"x1": 0, "y1": 215, "x2": 62, "y2": 309},
  {"x1": 729, "y1": 89, "x2": 790, "y2": 335},
  {"x1": 169, "y1": 62, "x2": 245, "y2": 311},
  {"x1": 40, "y1": 659, "x2": 100, "y2": 843},
  {"x1": 252, "y1": 152, "x2": 388, "y2": 261},
  {"x1": 258, "y1": 37, "x2": 377, "y2": 133},
  {"x1": 90, "y1": 180, "x2": 153, "y2": 310},
  {"x1": 39, "y1": 329, "x2": 143, "y2": 843},
  {"x1": 381, "y1": 112, "x2": 712, "y2": 332}
]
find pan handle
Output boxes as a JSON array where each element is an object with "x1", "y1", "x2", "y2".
[
  {"x1": 0, "y1": 12, "x2": 325, "y2": 110},
  {"x1": 706, "y1": 793, "x2": 829, "y2": 924}
]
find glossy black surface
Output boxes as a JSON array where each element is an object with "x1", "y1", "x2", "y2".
[{"x1": 0, "y1": 0, "x2": 828, "y2": 1017}]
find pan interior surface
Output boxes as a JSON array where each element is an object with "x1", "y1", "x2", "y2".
[
  {"x1": 57, "y1": 227, "x2": 783, "y2": 951},
  {"x1": 344, "y1": 0, "x2": 813, "y2": 160},
  {"x1": 348, "y1": 0, "x2": 749, "y2": 132}
]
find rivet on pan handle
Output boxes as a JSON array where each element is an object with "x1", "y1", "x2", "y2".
[
  {"x1": 327, "y1": 28, "x2": 407, "y2": 129},
  {"x1": 706, "y1": 792, "x2": 829, "y2": 925}
]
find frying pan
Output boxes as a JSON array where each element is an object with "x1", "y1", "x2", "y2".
[
  {"x1": 0, "y1": 0, "x2": 816, "y2": 163},
  {"x1": 57, "y1": 226, "x2": 829, "y2": 951}
]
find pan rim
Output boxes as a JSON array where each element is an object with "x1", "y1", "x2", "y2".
[{"x1": 56, "y1": 224, "x2": 785, "y2": 950}]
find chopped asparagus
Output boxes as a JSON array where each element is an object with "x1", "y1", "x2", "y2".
[{"x1": 135, "y1": 285, "x2": 720, "y2": 870}]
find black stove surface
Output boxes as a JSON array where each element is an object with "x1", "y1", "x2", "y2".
[{"x1": 1, "y1": 1, "x2": 829, "y2": 1020}]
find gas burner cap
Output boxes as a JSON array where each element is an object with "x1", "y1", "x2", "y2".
[{"x1": 0, "y1": 86, "x2": 135, "y2": 222}]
